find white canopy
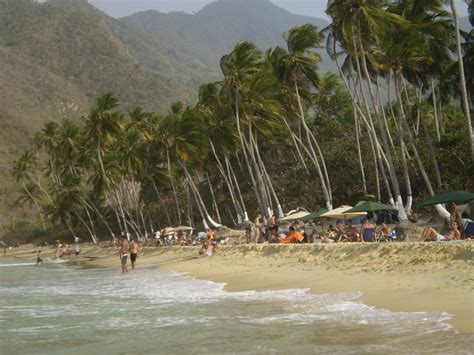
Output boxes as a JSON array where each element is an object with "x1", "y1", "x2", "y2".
[
  {"x1": 320, "y1": 205, "x2": 367, "y2": 219},
  {"x1": 280, "y1": 211, "x2": 310, "y2": 221}
]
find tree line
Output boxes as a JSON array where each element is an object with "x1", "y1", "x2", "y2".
[{"x1": 11, "y1": 0, "x2": 473, "y2": 242}]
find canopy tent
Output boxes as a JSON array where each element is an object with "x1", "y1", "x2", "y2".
[
  {"x1": 345, "y1": 201, "x2": 397, "y2": 213},
  {"x1": 415, "y1": 190, "x2": 474, "y2": 208},
  {"x1": 163, "y1": 227, "x2": 175, "y2": 236},
  {"x1": 174, "y1": 226, "x2": 194, "y2": 231},
  {"x1": 280, "y1": 211, "x2": 310, "y2": 221},
  {"x1": 302, "y1": 208, "x2": 328, "y2": 221},
  {"x1": 320, "y1": 205, "x2": 367, "y2": 219}
]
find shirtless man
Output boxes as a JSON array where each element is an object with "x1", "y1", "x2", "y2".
[
  {"x1": 254, "y1": 213, "x2": 263, "y2": 243},
  {"x1": 422, "y1": 221, "x2": 461, "y2": 242},
  {"x1": 119, "y1": 235, "x2": 129, "y2": 273},
  {"x1": 129, "y1": 239, "x2": 140, "y2": 270}
]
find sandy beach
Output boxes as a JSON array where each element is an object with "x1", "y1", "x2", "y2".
[{"x1": 4, "y1": 241, "x2": 473, "y2": 333}]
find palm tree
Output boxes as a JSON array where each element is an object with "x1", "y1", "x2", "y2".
[
  {"x1": 12, "y1": 150, "x2": 46, "y2": 230},
  {"x1": 83, "y1": 92, "x2": 124, "y2": 182},
  {"x1": 283, "y1": 24, "x2": 333, "y2": 209},
  {"x1": 449, "y1": 0, "x2": 473, "y2": 156},
  {"x1": 220, "y1": 41, "x2": 284, "y2": 218}
]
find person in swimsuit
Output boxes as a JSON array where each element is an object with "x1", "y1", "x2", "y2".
[
  {"x1": 36, "y1": 250, "x2": 43, "y2": 265},
  {"x1": 119, "y1": 235, "x2": 129, "y2": 273},
  {"x1": 129, "y1": 239, "x2": 140, "y2": 270},
  {"x1": 422, "y1": 221, "x2": 460, "y2": 242}
]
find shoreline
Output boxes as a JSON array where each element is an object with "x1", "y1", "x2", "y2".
[{"x1": 3, "y1": 242, "x2": 473, "y2": 333}]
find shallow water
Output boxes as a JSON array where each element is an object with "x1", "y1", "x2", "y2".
[{"x1": 0, "y1": 258, "x2": 472, "y2": 354}]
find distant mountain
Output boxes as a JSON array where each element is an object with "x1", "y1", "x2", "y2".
[
  {"x1": 0, "y1": 0, "x2": 215, "y2": 171},
  {"x1": 121, "y1": 0, "x2": 334, "y2": 73}
]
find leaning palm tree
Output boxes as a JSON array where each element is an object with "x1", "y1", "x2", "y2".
[
  {"x1": 220, "y1": 41, "x2": 282, "y2": 217},
  {"x1": 282, "y1": 24, "x2": 333, "y2": 210}
]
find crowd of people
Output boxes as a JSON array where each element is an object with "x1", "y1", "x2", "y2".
[{"x1": 246, "y1": 214, "x2": 396, "y2": 244}]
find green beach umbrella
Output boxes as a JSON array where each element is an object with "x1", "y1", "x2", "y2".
[
  {"x1": 302, "y1": 208, "x2": 328, "y2": 221},
  {"x1": 415, "y1": 190, "x2": 474, "y2": 208},
  {"x1": 345, "y1": 201, "x2": 397, "y2": 213}
]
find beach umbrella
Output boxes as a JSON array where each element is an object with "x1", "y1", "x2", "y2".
[
  {"x1": 415, "y1": 190, "x2": 474, "y2": 208},
  {"x1": 320, "y1": 205, "x2": 367, "y2": 219},
  {"x1": 345, "y1": 201, "x2": 397, "y2": 213},
  {"x1": 302, "y1": 208, "x2": 328, "y2": 221},
  {"x1": 280, "y1": 210, "x2": 310, "y2": 221}
]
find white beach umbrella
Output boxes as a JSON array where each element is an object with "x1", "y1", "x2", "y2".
[
  {"x1": 280, "y1": 211, "x2": 310, "y2": 221},
  {"x1": 320, "y1": 205, "x2": 367, "y2": 219}
]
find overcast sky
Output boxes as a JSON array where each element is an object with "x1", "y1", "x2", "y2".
[{"x1": 89, "y1": 0, "x2": 469, "y2": 20}]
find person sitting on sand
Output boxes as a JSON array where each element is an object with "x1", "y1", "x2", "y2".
[
  {"x1": 376, "y1": 223, "x2": 391, "y2": 242},
  {"x1": 321, "y1": 225, "x2": 336, "y2": 243},
  {"x1": 345, "y1": 219, "x2": 361, "y2": 242},
  {"x1": 422, "y1": 221, "x2": 460, "y2": 242},
  {"x1": 334, "y1": 221, "x2": 348, "y2": 242},
  {"x1": 119, "y1": 235, "x2": 129, "y2": 273},
  {"x1": 36, "y1": 250, "x2": 43, "y2": 265},
  {"x1": 360, "y1": 218, "x2": 376, "y2": 242},
  {"x1": 129, "y1": 239, "x2": 140, "y2": 270}
]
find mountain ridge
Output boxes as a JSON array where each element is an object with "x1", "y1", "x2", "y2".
[{"x1": 121, "y1": 0, "x2": 334, "y2": 72}]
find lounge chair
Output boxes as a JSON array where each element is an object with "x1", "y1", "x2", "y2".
[{"x1": 464, "y1": 222, "x2": 474, "y2": 238}]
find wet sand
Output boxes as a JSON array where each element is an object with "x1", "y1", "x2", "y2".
[{"x1": 4, "y1": 241, "x2": 473, "y2": 333}]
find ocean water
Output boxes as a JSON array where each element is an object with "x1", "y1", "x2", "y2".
[{"x1": 0, "y1": 258, "x2": 472, "y2": 354}]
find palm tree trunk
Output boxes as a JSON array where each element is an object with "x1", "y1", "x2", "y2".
[
  {"x1": 226, "y1": 156, "x2": 249, "y2": 221},
  {"x1": 430, "y1": 78, "x2": 441, "y2": 142},
  {"x1": 181, "y1": 162, "x2": 221, "y2": 228},
  {"x1": 206, "y1": 172, "x2": 222, "y2": 224},
  {"x1": 249, "y1": 130, "x2": 284, "y2": 218},
  {"x1": 353, "y1": 109, "x2": 367, "y2": 194},
  {"x1": 167, "y1": 150, "x2": 182, "y2": 225},
  {"x1": 395, "y1": 73, "x2": 449, "y2": 218},
  {"x1": 294, "y1": 78, "x2": 332, "y2": 210},
  {"x1": 450, "y1": 0, "x2": 473, "y2": 156},
  {"x1": 209, "y1": 140, "x2": 243, "y2": 221},
  {"x1": 355, "y1": 31, "x2": 403, "y2": 215},
  {"x1": 22, "y1": 182, "x2": 46, "y2": 231}
]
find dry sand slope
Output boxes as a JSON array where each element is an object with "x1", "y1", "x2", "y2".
[{"x1": 4, "y1": 241, "x2": 474, "y2": 332}]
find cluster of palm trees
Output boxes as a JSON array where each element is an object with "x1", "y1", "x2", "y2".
[{"x1": 11, "y1": 0, "x2": 473, "y2": 242}]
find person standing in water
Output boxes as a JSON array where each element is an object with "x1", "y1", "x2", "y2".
[
  {"x1": 119, "y1": 235, "x2": 129, "y2": 273},
  {"x1": 129, "y1": 239, "x2": 140, "y2": 270},
  {"x1": 36, "y1": 250, "x2": 43, "y2": 265}
]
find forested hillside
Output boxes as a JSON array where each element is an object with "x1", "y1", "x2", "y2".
[
  {"x1": 1, "y1": 0, "x2": 473, "y2": 243},
  {"x1": 0, "y1": 0, "x2": 214, "y2": 159}
]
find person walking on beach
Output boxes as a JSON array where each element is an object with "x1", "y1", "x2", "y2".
[
  {"x1": 119, "y1": 235, "x2": 129, "y2": 273},
  {"x1": 129, "y1": 239, "x2": 140, "y2": 270}
]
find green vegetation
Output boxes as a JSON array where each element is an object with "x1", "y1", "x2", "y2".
[{"x1": 1, "y1": 0, "x2": 473, "y2": 244}]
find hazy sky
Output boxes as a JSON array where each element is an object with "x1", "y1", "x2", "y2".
[{"x1": 88, "y1": 0, "x2": 469, "y2": 20}]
